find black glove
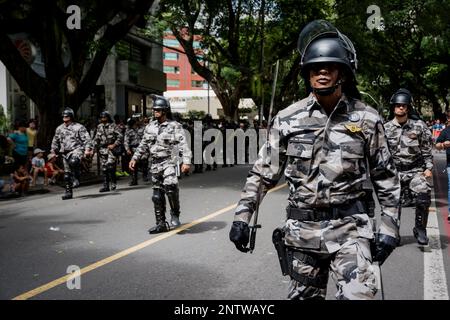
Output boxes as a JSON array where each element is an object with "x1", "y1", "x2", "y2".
[
  {"x1": 371, "y1": 233, "x2": 397, "y2": 265},
  {"x1": 229, "y1": 221, "x2": 250, "y2": 253}
]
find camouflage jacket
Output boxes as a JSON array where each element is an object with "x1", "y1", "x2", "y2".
[
  {"x1": 51, "y1": 122, "x2": 93, "y2": 153},
  {"x1": 234, "y1": 93, "x2": 401, "y2": 243},
  {"x1": 124, "y1": 127, "x2": 144, "y2": 152},
  {"x1": 93, "y1": 123, "x2": 123, "y2": 149},
  {"x1": 384, "y1": 118, "x2": 433, "y2": 171},
  {"x1": 132, "y1": 119, "x2": 192, "y2": 165}
]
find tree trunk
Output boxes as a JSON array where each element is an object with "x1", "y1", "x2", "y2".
[{"x1": 36, "y1": 95, "x2": 63, "y2": 150}]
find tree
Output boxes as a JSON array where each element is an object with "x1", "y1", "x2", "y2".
[
  {"x1": 334, "y1": 0, "x2": 450, "y2": 119},
  {"x1": 0, "y1": 0, "x2": 155, "y2": 147},
  {"x1": 156, "y1": 0, "x2": 332, "y2": 121}
]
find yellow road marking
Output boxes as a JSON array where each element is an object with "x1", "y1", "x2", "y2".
[{"x1": 13, "y1": 183, "x2": 287, "y2": 300}]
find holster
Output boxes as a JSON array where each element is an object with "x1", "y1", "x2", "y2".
[
  {"x1": 272, "y1": 227, "x2": 289, "y2": 276},
  {"x1": 362, "y1": 189, "x2": 375, "y2": 218}
]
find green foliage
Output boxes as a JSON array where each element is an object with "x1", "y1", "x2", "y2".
[
  {"x1": 185, "y1": 110, "x2": 206, "y2": 120},
  {"x1": 0, "y1": 105, "x2": 11, "y2": 135}
]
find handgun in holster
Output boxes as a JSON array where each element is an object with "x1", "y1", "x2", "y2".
[
  {"x1": 363, "y1": 188, "x2": 376, "y2": 218},
  {"x1": 272, "y1": 227, "x2": 290, "y2": 276}
]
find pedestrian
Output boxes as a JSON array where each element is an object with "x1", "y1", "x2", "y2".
[
  {"x1": 432, "y1": 119, "x2": 444, "y2": 145},
  {"x1": 384, "y1": 89, "x2": 433, "y2": 245},
  {"x1": 129, "y1": 95, "x2": 192, "y2": 234},
  {"x1": 7, "y1": 120, "x2": 28, "y2": 168},
  {"x1": 30, "y1": 148, "x2": 48, "y2": 187},
  {"x1": 229, "y1": 20, "x2": 401, "y2": 300},
  {"x1": 435, "y1": 126, "x2": 450, "y2": 221},
  {"x1": 50, "y1": 107, "x2": 93, "y2": 200},
  {"x1": 93, "y1": 111, "x2": 123, "y2": 192},
  {"x1": 26, "y1": 119, "x2": 37, "y2": 159}
]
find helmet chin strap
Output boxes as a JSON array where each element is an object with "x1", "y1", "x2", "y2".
[{"x1": 313, "y1": 79, "x2": 342, "y2": 96}]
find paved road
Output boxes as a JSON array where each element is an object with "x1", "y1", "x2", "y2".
[{"x1": 0, "y1": 154, "x2": 449, "y2": 300}]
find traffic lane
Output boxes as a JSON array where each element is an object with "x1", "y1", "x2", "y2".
[
  {"x1": 32, "y1": 184, "x2": 289, "y2": 299},
  {"x1": 0, "y1": 165, "x2": 260, "y2": 299}
]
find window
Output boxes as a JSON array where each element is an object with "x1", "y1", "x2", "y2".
[
  {"x1": 167, "y1": 79, "x2": 180, "y2": 87},
  {"x1": 163, "y1": 38, "x2": 180, "y2": 47},
  {"x1": 164, "y1": 66, "x2": 180, "y2": 74},
  {"x1": 164, "y1": 52, "x2": 179, "y2": 60},
  {"x1": 192, "y1": 80, "x2": 206, "y2": 88}
]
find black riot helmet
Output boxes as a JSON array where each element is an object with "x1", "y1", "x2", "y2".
[
  {"x1": 99, "y1": 110, "x2": 113, "y2": 123},
  {"x1": 126, "y1": 117, "x2": 136, "y2": 127},
  {"x1": 390, "y1": 88, "x2": 413, "y2": 106},
  {"x1": 298, "y1": 20, "x2": 360, "y2": 98},
  {"x1": 62, "y1": 107, "x2": 75, "y2": 119},
  {"x1": 151, "y1": 94, "x2": 171, "y2": 111},
  {"x1": 388, "y1": 88, "x2": 421, "y2": 120}
]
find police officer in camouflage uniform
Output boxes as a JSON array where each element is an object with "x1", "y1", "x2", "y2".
[
  {"x1": 129, "y1": 95, "x2": 192, "y2": 234},
  {"x1": 384, "y1": 89, "x2": 433, "y2": 245},
  {"x1": 93, "y1": 111, "x2": 123, "y2": 192},
  {"x1": 124, "y1": 117, "x2": 148, "y2": 186},
  {"x1": 229, "y1": 20, "x2": 401, "y2": 300},
  {"x1": 50, "y1": 107, "x2": 93, "y2": 200}
]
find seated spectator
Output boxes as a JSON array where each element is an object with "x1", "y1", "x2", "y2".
[
  {"x1": 45, "y1": 153, "x2": 64, "y2": 185},
  {"x1": 31, "y1": 148, "x2": 48, "y2": 186},
  {"x1": 12, "y1": 164, "x2": 30, "y2": 195}
]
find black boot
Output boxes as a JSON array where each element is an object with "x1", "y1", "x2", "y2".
[
  {"x1": 109, "y1": 167, "x2": 117, "y2": 190},
  {"x1": 413, "y1": 193, "x2": 430, "y2": 245},
  {"x1": 62, "y1": 173, "x2": 73, "y2": 200},
  {"x1": 129, "y1": 169, "x2": 138, "y2": 186},
  {"x1": 148, "y1": 188, "x2": 169, "y2": 234},
  {"x1": 166, "y1": 185, "x2": 181, "y2": 227},
  {"x1": 99, "y1": 170, "x2": 110, "y2": 192}
]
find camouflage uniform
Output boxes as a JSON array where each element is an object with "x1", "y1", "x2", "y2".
[
  {"x1": 93, "y1": 122, "x2": 123, "y2": 190},
  {"x1": 132, "y1": 119, "x2": 192, "y2": 226},
  {"x1": 124, "y1": 125, "x2": 148, "y2": 184},
  {"x1": 234, "y1": 93, "x2": 401, "y2": 300},
  {"x1": 51, "y1": 122, "x2": 93, "y2": 198},
  {"x1": 384, "y1": 118, "x2": 433, "y2": 201},
  {"x1": 384, "y1": 117, "x2": 433, "y2": 244}
]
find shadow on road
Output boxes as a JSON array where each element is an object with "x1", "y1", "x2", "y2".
[
  {"x1": 76, "y1": 192, "x2": 122, "y2": 199},
  {"x1": 177, "y1": 221, "x2": 228, "y2": 234}
]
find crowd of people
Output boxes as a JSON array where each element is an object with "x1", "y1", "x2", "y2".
[{"x1": 0, "y1": 109, "x2": 265, "y2": 198}]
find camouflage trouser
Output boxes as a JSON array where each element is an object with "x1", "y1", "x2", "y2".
[
  {"x1": 287, "y1": 237, "x2": 377, "y2": 300},
  {"x1": 62, "y1": 149, "x2": 84, "y2": 173},
  {"x1": 151, "y1": 164, "x2": 178, "y2": 190},
  {"x1": 98, "y1": 147, "x2": 117, "y2": 171},
  {"x1": 399, "y1": 170, "x2": 431, "y2": 195},
  {"x1": 284, "y1": 213, "x2": 377, "y2": 300}
]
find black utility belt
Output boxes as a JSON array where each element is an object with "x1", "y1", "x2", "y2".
[
  {"x1": 396, "y1": 162, "x2": 423, "y2": 171},
  {"x1": 286, "y1": 200, "x2": 367, "y2": 222},
  {"x1": 152, "y1": 157, "x2": 170, "y2": 164}
]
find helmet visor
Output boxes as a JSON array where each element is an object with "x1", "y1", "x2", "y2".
[
  {"x1": 298, "y1": 20, "x2": 357, "y2": 70},
  {"x1": 297, "y1": 20, "x2": 339, "y2": 57}
]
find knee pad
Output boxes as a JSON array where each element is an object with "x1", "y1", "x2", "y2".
[
  {"x1": 69, "y1": 157, "x2": 81, "y2": 168},
  {"x1": 152, "y1": 189, "x2": 165, "y2": 204},
  {"x1": 417, "y1": 193, "x2": 431, "y2": 207},
  {"x1": 64, "y1": 173, "x2": 72, "y2": 183},
  {"x1": 165, "y1": 184, "x2": 179, "y2": 194}
]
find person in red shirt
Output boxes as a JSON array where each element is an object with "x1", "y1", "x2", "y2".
[{"x1": 45, "y1": 153, "x2": 64, "y2": 185}]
